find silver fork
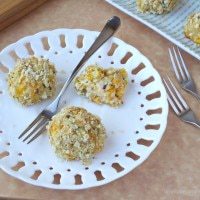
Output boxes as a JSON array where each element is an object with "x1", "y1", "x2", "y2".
[
  {"x1": 168, "y1": 47, "x2": 200, "y2": 100},
  {"x1": 18, "y1": 16, "x2": 121, "y2": 144},
  {"x1": 163, "y1": 76, "x2": 200, "y2": 128}
]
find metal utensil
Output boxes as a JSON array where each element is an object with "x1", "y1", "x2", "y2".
[
  {"x1": 19, "y1": 16, "x2": 121, "y2": 144},
  {"x1": 163, "y1": 76, "x2": 200, "y2": 128},
  {"x1": 169, "y1": 47, "x2": 200, "y2": 100}
]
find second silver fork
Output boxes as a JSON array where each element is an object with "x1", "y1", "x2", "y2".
[
  {"x1": 163, "y1": 76, "x2": 200, "y2": 128},
  {"x1": 168, "y1": 47, "x2": 200, "y2": 101}
]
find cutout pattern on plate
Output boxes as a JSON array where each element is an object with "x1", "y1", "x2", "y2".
[{"x1": 0, "y1": 29, "x2": 168, "y2": 189}]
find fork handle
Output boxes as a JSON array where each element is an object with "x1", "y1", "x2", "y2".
[
  {"x1": 184, "y1": 119, "x2": 200, "y2": 128},
  {"x1": 194, "y1": 93, "x2": 200, "y2": 101},
  {"x1": 48, "y1": 16, "x2": 120, "y2": 111},
  {"x1": 187, "y1": 90, "x2": 200, "y2": 101},
  {"x1": 181, "y1": 110, "x2": 200, "y2": 129},
  {"x1": 191, "y1": 120, "x2": 200, "y2": 128},
  {"x1": 64, "y1": 16, "x2": 121, "y2": 89}
]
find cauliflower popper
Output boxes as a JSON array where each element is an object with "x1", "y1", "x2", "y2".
[
  {"x1": 136, "y1": 0, "x2": 178, "y2": 14},
  {"x1": 74, "y1": 65, "x2": 128, "y2": 107},
  {"x1": 184, "y1": 13, "x2": 200, "y2": 45},
  {"x1": 47, "y1": 106, "x2": 106, "y2": 165},
  {"x1": 7, "y1": 56, "x2": 56, "y2": 105}
]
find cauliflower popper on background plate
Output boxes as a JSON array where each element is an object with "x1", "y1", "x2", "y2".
[
  {"x1": 184, "y1": 13, "x2": 200, "y2": 45},
  {"x1": 136, "y1": 0, "x2": 178, "y2": 14}
]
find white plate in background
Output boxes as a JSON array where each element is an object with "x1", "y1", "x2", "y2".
[{"x1": 106, "y1": 0, "x2": 200, "y2": 61}]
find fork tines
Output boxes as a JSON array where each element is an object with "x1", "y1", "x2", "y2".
[
  {"x1": 168, "y1": 47, "x2": 191, "y2": 83},
  {"x1": 18, "y1": 113, "x2": 49, "y2": 144},
  {"x1": 163, "y1": 76, "x2": 190, "y2": 116}
]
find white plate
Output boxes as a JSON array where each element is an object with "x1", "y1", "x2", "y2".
[
  {"x1": 0, "y1": 29, "x2": 168, "y2": 189},
  {"x1": 106, "y1": 0, "x2": 200, "y2": 61}
]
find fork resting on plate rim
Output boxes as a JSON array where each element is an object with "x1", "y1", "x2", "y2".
[
  {"x1": 168, "y1": 47, "x2": 200, "y2": 101},
  {"x1": 163, "y1": 76, "x2": 200, "y2": 128},
  {"x1": 18, "y1": 16, "x2": 121, "y2": 144}
]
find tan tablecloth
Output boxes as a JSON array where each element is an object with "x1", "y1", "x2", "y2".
[{"x1": 0, "y1": 0, "x2": 200, "y2": 199}]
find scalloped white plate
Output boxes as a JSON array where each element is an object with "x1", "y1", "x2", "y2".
[{"x1": 0, "y1": 29, "x2": 168, "y2": 189}]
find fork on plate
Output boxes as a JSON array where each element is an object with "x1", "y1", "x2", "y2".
[
  {"x1": 18, "y1": 16, "x2": 121, "y2": 144},
  {"x1": 168, "y1": 47, "x2": 200, "y2": 100},
  {"x1": 163, "y1": 76, "x2": 200, "y2": 128}
]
